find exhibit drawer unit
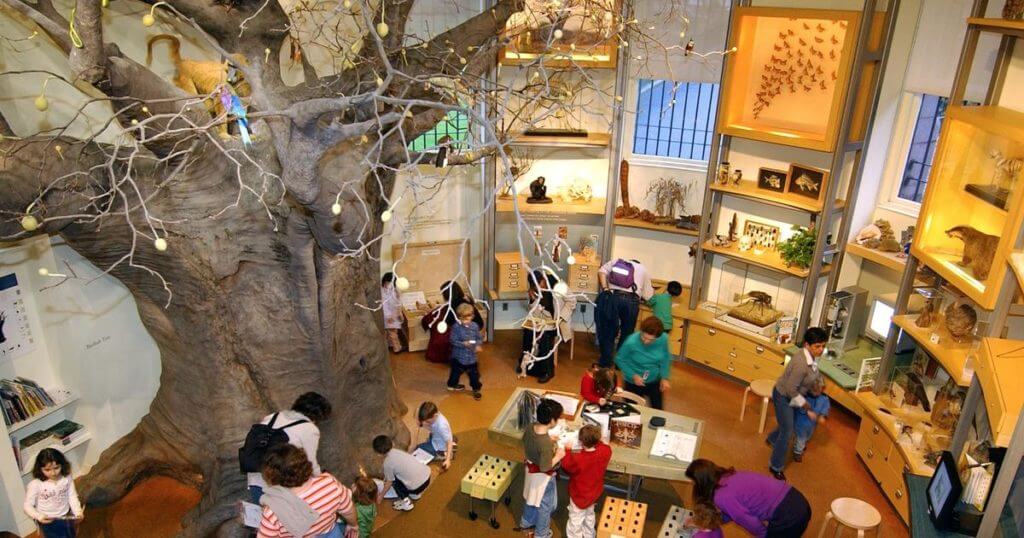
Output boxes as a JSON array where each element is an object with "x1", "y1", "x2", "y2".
[
  {"x1": 494, "y1": 252, "x2": 529, "y2": 295},
  {"x1": 685, "y1": 318, "x2": 786, "y2": 383},
  {"x1": 568, "y1": 252, "x2": 600, "y2": 293}
]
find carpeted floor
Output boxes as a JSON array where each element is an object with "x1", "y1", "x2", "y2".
[{"x1": 72, "y1": 330, "x2": 906, "y2": 537}]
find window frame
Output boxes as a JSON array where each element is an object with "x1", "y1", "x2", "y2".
[
  {"x1": 623, "y1": 78, "x2": 720, "y2": 173},
  {"x1": 877, "y1": 91, "x2": 931, "y2": 218}
]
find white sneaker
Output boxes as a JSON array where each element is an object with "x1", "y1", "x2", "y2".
[
  {"x1": 393, "y1": 498, "x2": 414, "y2": 511},
  {"x1": 409, "y1": 492, "x2": 422, "y2": 500}
]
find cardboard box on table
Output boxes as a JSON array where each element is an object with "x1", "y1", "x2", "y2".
[{"x1": 392, "y1": 240, "x2": 483, "y2": 351}]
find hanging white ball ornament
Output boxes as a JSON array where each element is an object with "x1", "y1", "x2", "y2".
[
  {"x1": 20, "y1": 215, "x2": 39, "y2": 231},
  {"x1": 376, "y1": 22, "x2": 390, "y2": 38},
  {"x1": 331, "y1": 203, "x2": 342, "y2": 215},
  {"x1": 396, "y1": 277, "x2": 410, "y2": 290},
  {"x1": 34, "y1": 95, "x2": 48, "y2": 111},
  {"x1": 553, "y1": 282, "x2": 569, "y2": 296},
  {"x1": 142, "y1": 13, "x2": 155, "y2": 26},
  {"x1": 381, "y1": 209, "x2": 393, "y2": 222},
  {"x1": 38, "y1": 268, "x2": 49, "y2": 276},
  {"x1": 566, "y1": 255, "x2": 576, "y2": 266},
  {"x1": 437, "y1": 320, "x2": 448, "y2": 334},
  {"x1": 554, "y1": 29, "x2": 563, "y2": 39},
  {"x1": 154, "y1": 237, "x2": 168, "y2": 251}
]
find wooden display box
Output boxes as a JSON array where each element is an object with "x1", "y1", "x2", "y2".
[
  {"x1": 597, "y1": 497, "x2": 647, "y2": 538},
  {"x1": 568, "y1": 253, "x2": 600, "y2": 293},
  {"x1": 495, "y1": 252, "x2": 530, "y2": 294},
  {"x1": 911, "y1": 105, "x2": 1024, "y2": 310},
  {"x1": 717, "y1": 7, "x2": 861, "y2": 152},
  {"x1": 499, "y1": 0, "x2": 619, "y2": 68},
  {"x1": 393, "y1": 240, "x2": 474, "y2": 352},
  {"x1": 460, "y1": 454, "x2": 519, "y2": 502}
]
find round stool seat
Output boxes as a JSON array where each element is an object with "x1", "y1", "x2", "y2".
[
  {"x1": 830, "y1": 497, "x2": 881, "y2": 529},
  {"x1": 750, "y1": 379, "x2": 774, "y2": 398}
]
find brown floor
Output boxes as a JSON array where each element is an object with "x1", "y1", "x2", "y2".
[{"x1": 73, "y1": 331, "x2": 907, "y2": 537}]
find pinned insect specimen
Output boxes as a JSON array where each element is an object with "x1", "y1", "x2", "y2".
[
  {"x1": 815, "y1": 36, "x2": 824, "y2": 43},
  {"x1": 803, "y1": 22, "x2": 810, "y2": 30},
  {"x1": 799, "y1": 37, "x2": 807, "y2": 46},
  {"x1": 816, "y1": 23, "x2": 826, "y2": 32},
  {"x1": 831, "y1": 35, "x2": 839, "y2": 45},
  {"x1": 819, "y1": 80, "x2": 826, "y2": 90},
  {"x1": 829, "y1": 49, "x2": 836, "y2": 60}
]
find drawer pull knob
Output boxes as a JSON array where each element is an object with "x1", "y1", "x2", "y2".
[
  {"x1": 872, "y1": 425, "x2": 880, "y2": 435},
  {"x1": 755, "y1": 346, "x2": 765, "y2": 353},
  {"x1": 867, "y1": 449, "x2": 874, "y2": 458},
  {"x1": 753, "y1": 364, "x2": 761, "y2": 369},
  {"x1": 727, "y1": 364, "x2": 735, "y2": 372},
  {"x1": 708, "y1": 328, "x2": 717, "y2": 335},
  {"x1": 729, "y1": 351, "x2": 738, "y2": 358},
  {"x1": 703, "y1": 360, "x2": 711, "y2": 365},
  {"x1": 895, "y1": 489, "x2": 903, "y2": 499}
]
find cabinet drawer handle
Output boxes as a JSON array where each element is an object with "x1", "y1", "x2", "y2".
[
  {"x1": 703, "y1": 360, "x2": 711, "y2": 365},
  {"x1": 755, "y1": 346, "x2": 765, "y2": 354},
  {"x1": 867, "y1": 449, "x2": 874, "y2": 458},
  {"x1": 707, "y1": 328, "x2": 717, "y2": 335},
  {"x1": 729, "y1": 351, "x2": 738, "y2": 358},
  {"x1": 753, "y1": 364, "x2": 761, "y2": 369},
  {"x1": 872, "y1": 425, "x2": 880, "y2": 435},
  {"x1": 727, "y1": 364, "x2": 736, "y2": 372},
  {"x1": 895, "y1": 489, "x2": 904, "y2": 499}
]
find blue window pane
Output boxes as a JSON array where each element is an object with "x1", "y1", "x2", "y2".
[
  {"x1": 897, "y1": 94, "x2": 948, "y2": 203},
  {"x1": 632, "y1": 79, "x2": 720, "y2": 162}
]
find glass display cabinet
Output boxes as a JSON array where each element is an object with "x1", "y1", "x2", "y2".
[
  {"x1": 715, "y1": 259, "x2": 801, "y2": 337},
  {"x1": 717, "y1": 7, "x2": 862, "y2": 151},
  {"x1": 911, "y1": 105, "x2": 1024, "y2": 310}
]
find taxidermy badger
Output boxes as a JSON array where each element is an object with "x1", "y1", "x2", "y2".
[
  {"x1": 146, "y1": 34, "x2": 251, "y2": 138},
  {"x1": 945, "y1": 225, "x2": 999, "y2": 280}
]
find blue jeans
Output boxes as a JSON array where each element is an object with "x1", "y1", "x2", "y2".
[
  {"x1": 520, "y1": 477, "x2": 557, "y2": 538},
  {"x1": 319, "y1": 521, "x2": 344, "y2": 538},
  {"x1": 595, "y1": 290, "x2": 640, "y2": 367},
  {"x1": 249, "y1": 485, "x2": 264, "y2": 504},
  {"x1": 39, "y1": 519, "x2": 75, "y2": 538},
  {"x1": 417, "y1": 440, "x2": 438, "y2": 456},
  {"x1": 767, "y1": 388, "x2": 795, "y2": 472}
]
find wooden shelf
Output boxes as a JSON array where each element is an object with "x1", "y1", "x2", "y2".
[
  {"x1": 613, "y1": 218, "x2": 699, "y2": 236},
  {"x1": 7, "y1": 396, "x2": 79, "y2": 435},
  {"x1": 487, "y1": 288, "x2": 528, "y2": 301},
  {"x1": 892, "y1": 315, "x2": 973, "y2": 386},
  {"x1": 506, "y1": 132, "x2": 611, "y2": 148},
  {"x1": 496, "y1": 195, "x2": 607, "y2": 215},
  {"x1": 701, "y1": 241, "x2": 832, "y2": 279},
  {"x1": 680, "y1": 306, "x2": 788, "y2": 355},
  {"x1": 709, "y1": 181, "x2": 846, "y2": 213},
  {"x1": 967, "y1": 17, "x2": 1024, "y2": 36},
  {"x1": 846, "y1": 242, "x2": 907, "y2": 273},
  {"x1": 853, "y1": 391, "x2": 936, "y2": 477},
  {"x1": 20, "y1": 433, "x2": 91, "y2": 476}
]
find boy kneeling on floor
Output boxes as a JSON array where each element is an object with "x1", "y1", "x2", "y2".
[{"x1": 372, "y1": 435, "x2": 431, "y2": 512}]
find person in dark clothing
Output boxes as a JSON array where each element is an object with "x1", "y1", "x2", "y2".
[
  {"x1": 422, "y1": 280, "x2": 483, "y2": 363},
  {"x1": 520, "y1": 270, "x2": 557, "y2": 383}
]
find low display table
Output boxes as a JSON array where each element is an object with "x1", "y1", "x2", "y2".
[
  {"x1": 488, "y1": 387, "x2": 705, "y2": 498},
  {"x1": 459, "y1": 454, "x2": 519, "y2": 529}
]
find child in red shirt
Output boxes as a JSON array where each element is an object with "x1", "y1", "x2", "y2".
[
  {"x1": 561, "y1": 424, "x2": 612, "y2": 538},
  {"x1": 580, "y1": 363, "x2": 618, "y2": 405}
]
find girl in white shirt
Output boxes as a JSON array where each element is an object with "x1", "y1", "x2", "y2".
[{"x1": 24, "y1": 448, "x2": 83, "y2": 537}]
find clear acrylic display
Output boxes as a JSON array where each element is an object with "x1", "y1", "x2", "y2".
[{"x1": 715, "y1": 259, "x2": 802, "y2": 336}]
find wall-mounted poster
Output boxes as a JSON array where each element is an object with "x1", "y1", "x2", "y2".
[{"x1": 0, "y1": 273, "x2": 36, "y2": 362}]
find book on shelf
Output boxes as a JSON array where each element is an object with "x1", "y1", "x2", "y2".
[
  {"x1": 0, "y1": 378, "x2": 61, "y2": 427},
  {"x1": 13, "y1": 419, "x2": 87, "y2": 471}
]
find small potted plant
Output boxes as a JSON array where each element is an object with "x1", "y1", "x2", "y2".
[{"x1": 777, "y1": 226, "x2": 816, "y2": 269}]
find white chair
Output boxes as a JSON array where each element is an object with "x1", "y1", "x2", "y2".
[{"x1": 817, "y1": 497, "x2": 882, "y2": 538}]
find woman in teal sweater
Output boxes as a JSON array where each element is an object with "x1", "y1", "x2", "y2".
[{"x1": 614, "y1": 316, "x2": 671, "y2": 409}]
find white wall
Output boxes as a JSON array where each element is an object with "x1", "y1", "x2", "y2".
[{"x1": 0, "y1": 236, "x2": 160, "y2": 534}]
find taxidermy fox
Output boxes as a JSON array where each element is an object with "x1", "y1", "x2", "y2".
[
  {"x1": 945, "y1": 225, "x2": 999, "y2": 281},
  {"x1": 146, "y1": 34, "x2": 251, "y2": 138}
]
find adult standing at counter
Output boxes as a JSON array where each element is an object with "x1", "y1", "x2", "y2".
[
  {"x1": 685, "y1": 459, "x2": 811, "y2": 537},
  {"x1": 614, "y1": 317, "x2": 671, "y2": 410},
  {"x1": 766, "y1": 327, "x2": 828, "y2": 480},
  {"x1": 596, "y1": 258, "x2": 654, "y2": 367}
]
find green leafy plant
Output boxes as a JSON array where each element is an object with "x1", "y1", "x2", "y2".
[{"x1": 777, "y1": 226, "x2": 816, "y2": 269}]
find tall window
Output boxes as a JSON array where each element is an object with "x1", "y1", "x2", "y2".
[
  {"x1": 408, "y1": 111, "x2": 469, "y2": 152},
  {"x1": 897, "y1": 94, "x2": 948, "y2": 203},
  {"x1": 633, "y1": 80, "x2": 719, "y2": 162}
]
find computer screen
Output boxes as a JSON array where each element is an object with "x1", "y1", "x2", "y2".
[
  {"x1": 865, "y1": 298, "x2": 895, "y2": 343},
  {"x1": 928, "y1": 462, "x2": 953, "y2": 514}
]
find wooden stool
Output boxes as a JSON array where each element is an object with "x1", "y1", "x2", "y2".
[
  {"x1": 740, "y1": 379, "x2": 775, "y2": 434},
  {"x1": 817, "y1": 497, "x2": 882, "y2": 538}
]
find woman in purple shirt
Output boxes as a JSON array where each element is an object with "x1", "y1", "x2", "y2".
[{"x1": 685, "y1": 459, "x2": 811, "y2": 537}]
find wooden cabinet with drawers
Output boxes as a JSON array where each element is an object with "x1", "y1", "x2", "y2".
[
  {"x1": 495, "y1": 252, "x2": 529, "y2": 294},
  {"x1": 855, "y1": 411, "x2": 910, "y2": 522},
  {"x1": 568, "y1": 253, "x2": 600, "y2": 293},
  {"x1": 685, "y1": 321, "x2": 785, "y2": 383}
]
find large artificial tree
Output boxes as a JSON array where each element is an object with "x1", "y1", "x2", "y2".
[{"x1": 0, "y1": 0, "x2": 687, "y2": 533}]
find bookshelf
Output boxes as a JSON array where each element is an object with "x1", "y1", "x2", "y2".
[{"x1": 7, "y1": 394, "x2": 79, "y2": 435}]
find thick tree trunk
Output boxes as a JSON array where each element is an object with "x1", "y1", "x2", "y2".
[{"x1": 3, "y1": 140, "x2": 406, "y2": 536}]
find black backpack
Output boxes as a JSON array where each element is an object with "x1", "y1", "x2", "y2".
[{"x1": 238, "y1": 412, "x2": 308, "y2": 473}]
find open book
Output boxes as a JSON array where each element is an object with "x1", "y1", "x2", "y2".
[{"x1": 650, "y1": 428, "x2": 698, "y2": 462}]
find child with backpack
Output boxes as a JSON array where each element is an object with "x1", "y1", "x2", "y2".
[{"x1": 241, "y1": 392, "x2": 332, "y2": 503}]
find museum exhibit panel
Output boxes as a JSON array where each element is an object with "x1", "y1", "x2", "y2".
[{"x1": 3, "y1": 0, "x2": 1024, "y2": 536}]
